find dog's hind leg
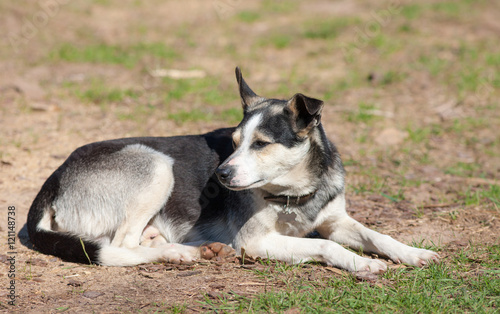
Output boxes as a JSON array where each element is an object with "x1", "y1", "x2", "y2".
[
  {"x1": 111, "y1": 145, "x2": 175, "y2": 249},
  {"x1": 140, "y1": 225, "x2": 168, "y2": 247},
  {"x1": 315, "y1": 193, "x2": 440, "y2": 267}
]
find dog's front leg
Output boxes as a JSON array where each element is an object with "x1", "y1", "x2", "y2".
[
  {"x1": 243, "y1": 233, "x2": 387, "y2": 273},
  {"x1": 316, "y1": 194, "x2": 439, "y2": 267}
]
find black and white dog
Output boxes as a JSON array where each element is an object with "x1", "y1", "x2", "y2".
[{"x1": 27, "y1": 67, "x2": 439, "y2": 273}]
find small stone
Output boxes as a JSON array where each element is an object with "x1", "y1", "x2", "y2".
[{"x1": 82, "y1": 291, "x2": 104, "y2": 299}]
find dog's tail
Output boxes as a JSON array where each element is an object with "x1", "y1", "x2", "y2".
[{"x1": 27, "y1": 172, "x2": 100, "y2": 264}]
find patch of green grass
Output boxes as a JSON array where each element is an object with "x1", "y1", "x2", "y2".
[
  {"x1": 462, "y1": 185, "x2": 500, "y2": 208},
  {"x1": 484, "y1": 244, "x2": 500, "y2": 268},
  {"x1": 416, "y1": 44, "x2": 495, "y2": 97},
  {"x1": 380, "y1": 70, "x2": 407, "y2": 85},
  {"x1": 355, "y1": 131, "x2": 368, "y2": 144},
  {"x1": 368, "y1": 34, "x2": 403, "y2": 56},
  {"x1": 486, "y1": 53, "x2": 500, "y2": 66},
  {"x1": 410, "y1": 238, "x2": 442, "y2": 251},
  {"x1": 349, "y1": 170, "x2": 389, "y2": 196},
  {"x1": 418, "y1": 54, "x2": 450, "y2": 77},
  {"x1": 50, "y1": 42, "x2": 178, "y2": 68},
  {"x1": 398, "y1": 23, "x2": 413, "y2": 33},
  {"x1": 401, "y1": 4, "x2": 423, "y2": 20},
  {"x1": 167, "y1": 107, "x2": 243, "y2": 125},
  {"x1": 346, "y1": 102, "x2": 378, "y2": 124},
  {"x1": 349, "y1": 153, "x2": 430, "y2": 200},
  {"x1": 448, "y1": 118, "x2": 468, "y2": 135},
  {"x1": 55, "y1": 306, "x2": 70, "y2": 312},
  {"x1": 174, "y1": 25, "x2": 197, "y2": 48},
  {"x1": 200, "y1": 248, "x2": 500, "y2": 312},
  {"x1": 405, "y1": 124, "x2": 444, "y2": 144},
  {"x1": 116, "y1": 104, "x2": 155, "y2": 122},
  {"x1": 332, "y1": 71, "x2": 364, "y2": 92},
  {"x1": 417, "y1": 42, "x2": 500, "y2": 99},
  {"x1": 485, "y1": 53, "x2": 500, "y2": 88},
  {"x1": 342, "y1": 159, "x2": 360, "y2": 167},
  {"x1": 401, "y1": 1, "x2": 474, "y2": 21},
  {"x1": 445, "y1": 162, "x2": 481, "y2": 177},
  {"x1": 250, "y1": 259, "x2": 307, "y2": 289},
  {"x1": 163, "y1": 77, "x2": 236, "y2": 106},
  {"x1": 267, "y1": 79, "x2": 300, "y2": 99},
  {"x1": 261, "y1": 0, "x2": 298, "y2": 13},
  {"x1": 381, "y1": 189, "x2": 405, "y2": 203},
  {"x1": 431, "y1": 1, "x2": 462, "y2": 16},
  {"x1": 219, "y1": 107, "x2": 243, "y2": 124},
  {"x1": 271, "y1": 34, "x2": 292, "y2": 49},
  {"x1": 302, "y1": 18, "x2": 358, "y2": 40},
  {"x1": 457, "y1": 68, "x2": 488, "y2": 96},
  {"x1": 447, "y1": 117, "x2": 488, "y2": 138},
  {"x1": 406, "y1": 126, "x2": 431, "y2": 144},
  {"x1": 203, "y1": 87, "x2": 235, "y2": 106},
  {"x1": 457, "y1": 43, "x2": 480, "y2": 62},
  {"x1": 168, "y1": 303, "x2": 188, "y2": 313},
  {"x1": 66, "y1": 76, "x2": 141, "y2": 107},
  {"x1": 92, "y1": 0, "x2": 110, "y2": 5},
  {"x1": 237, "y1": 10, "x2": 260, "y2": 23},
  {"x1": 167, "y1": 108, "x2": 213, "y2": 124},
  {"x1": 463, "y1": 187, "x2": 483, "y2": 207},
  {"x1": 164, "y1": 79, "x2": 191, "y2": 101},
  {"x1": 259, "y1": 33, "x2": 292, "y2": 49},
  {"x1": 75, "y1": 83, "x2": 140, "y2": 104}
]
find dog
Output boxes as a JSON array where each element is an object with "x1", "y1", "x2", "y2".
[{"x1": 27, "y1": 67, "x2": 439, "y2": 273}]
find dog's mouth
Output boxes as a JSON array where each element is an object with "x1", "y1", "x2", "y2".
[{"x1": 223, "y1": 179, "x2": 264, "y2": 191}]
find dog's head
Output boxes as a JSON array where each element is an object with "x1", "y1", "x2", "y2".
[{"x1": 216, "y1": 67, "x2": 324, "y2": 192}]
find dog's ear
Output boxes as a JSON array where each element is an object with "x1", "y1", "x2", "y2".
[
  {"x1": 287, "y1": 93, "x2": 324, "y2": 137},
  {"x1": 235, "y1": 67, "x2": 262, "y2": 112}
]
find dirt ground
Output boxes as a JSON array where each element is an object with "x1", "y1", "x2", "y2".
[{"x1": 1, "y1": 0, "x2": 499, "y2": 312}]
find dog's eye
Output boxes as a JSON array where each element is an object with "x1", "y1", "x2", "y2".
[{"x1": 252, "y1": 140, "x2": 270, "y2": 149}]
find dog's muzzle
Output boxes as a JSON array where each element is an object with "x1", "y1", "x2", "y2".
[{"x1": 215, "y1": 165, "x2": 233, "y2": 185}]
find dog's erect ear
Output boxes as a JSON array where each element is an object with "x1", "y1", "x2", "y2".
[
  {"x1": 235, "y1": 67, "x2": 262, "y2": 112},
  {"x1": 287, "y1": 93, "x2": 324, "y2": 136}
]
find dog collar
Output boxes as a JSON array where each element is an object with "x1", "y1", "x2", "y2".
[{"x1": 264, "y1": 191, "x2": 316, "y2": 207}]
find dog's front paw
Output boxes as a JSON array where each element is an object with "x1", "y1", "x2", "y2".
[
  {"x1": 353, "y1": 257, "x2": 387, "y2": 274},
  {"x1": 200, "y1": 242, "x2": 235, "y2": 261},
  {"x1": 396, "y1": 247, "x2": 440, "y2": 267}
]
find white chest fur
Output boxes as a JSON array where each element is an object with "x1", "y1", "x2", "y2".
[{"x1": 273, "y1": 205, "x2": 314, "y2": 237}]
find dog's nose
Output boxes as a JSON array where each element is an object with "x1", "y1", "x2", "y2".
[{"x1": 216, "y1": 167, "x2": 232, "y2": 183}]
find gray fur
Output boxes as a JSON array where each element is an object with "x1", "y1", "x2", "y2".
[{"x1": 52, "y1": 144, "x2": 171, "y2": 239}]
